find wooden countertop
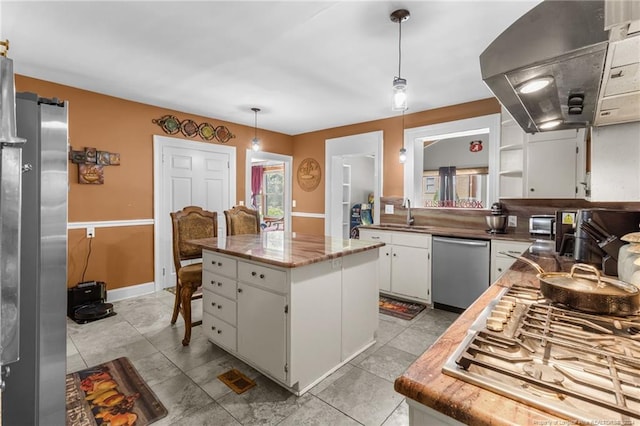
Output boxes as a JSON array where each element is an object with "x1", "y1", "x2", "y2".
[
  {"x1": 190, "y1": 231, "x2": 384, "y2": 268},
  {"x1": 394, "y1": 252, "x2": 575, "y2": 425}
]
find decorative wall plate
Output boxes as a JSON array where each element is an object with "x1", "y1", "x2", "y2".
[
  {"x1": 180, "y1": 119, "x2": 199, "y2": 137},
  {"x1": 198, "y1": 122, "x2": 215, "y2": 140},
  {"x1": 297, "y1": 158, "x2": 322, "y2": 192},
  {"x1": 215, "y1": 126, "x2": 235, "y2": 143},
  {"x1": 152, "y1": 115, "x2": 180, "y2": 134}
]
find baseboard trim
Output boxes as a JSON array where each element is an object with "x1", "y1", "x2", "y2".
[{"x1": 106, "y1": 281, "x2": 156, "y2": 302}]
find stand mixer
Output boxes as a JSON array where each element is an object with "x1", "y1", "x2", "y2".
[{"x1": 486, "y1": 202, "x2": 507, "y2": 234}]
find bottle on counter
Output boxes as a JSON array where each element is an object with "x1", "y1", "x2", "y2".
[{"x1": 618, "y1": 232, "x2": 640, "y2": 288}]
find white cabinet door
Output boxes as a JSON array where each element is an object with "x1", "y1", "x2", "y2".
[
  {"x1": 237, "y1": 284, "x2": 287, "y2": 382},
  {"x1": 379, "y1": 245, "x2": 392, "y2": 292},
  {"x1": 391, "y1": 245, "x2": 430, "y2": 301},
  {"x1": 490, "y1": 240, "x2": 532, "y2": 283},
  {"x1": 526, "y1": 129, "x2": 584, "y2": 198}
]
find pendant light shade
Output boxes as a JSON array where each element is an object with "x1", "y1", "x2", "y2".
[
  {"x1": 399, "y1": 147, "x2": 407, "y2": 164},
  {"x1": 251, "y1": 107, "x2": 261, "y2": 152},
  {"x1": 391, "y1": 9, "x2": 410, "y2": 112}
]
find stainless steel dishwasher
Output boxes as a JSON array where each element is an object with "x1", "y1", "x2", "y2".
[{"x1": 432, "y1": 236, "x2": 490, "y2": 312}]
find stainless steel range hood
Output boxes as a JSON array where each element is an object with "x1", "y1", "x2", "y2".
[{"x1": 480, "y1": 1, "x2": 609, "y2": 133}]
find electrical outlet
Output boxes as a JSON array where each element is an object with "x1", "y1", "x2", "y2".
[
  {"x1": 86, "y1": 226, "x2": 95, "y2": 238},
  {"x1": 385, "y1": 204, "x2": 394, "y2": 214},
  {"x1": 292, "y1": 200, "x2": 296, "y2": 208},
  {"x1": 507, "y1": 215, "x2": 517, "y2": 227},
  {"x1": 238, "y1": 200, "x2": 244, "y2": 206}
]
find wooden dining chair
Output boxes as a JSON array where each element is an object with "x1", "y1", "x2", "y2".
[
  {"x1": 224, "y1": 205, "x2": 261, "y2": 236},
  {"x1": 170, "y1": 206, "x2": 217, "y2": 345}
]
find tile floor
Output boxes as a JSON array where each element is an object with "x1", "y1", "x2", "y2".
[{"x1": 67, "y1": 291, "x2": 459, "y2": 426}]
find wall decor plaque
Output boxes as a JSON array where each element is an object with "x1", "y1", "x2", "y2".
[
  {"x1": 78, "y1": 164, "x2": 104, "y2": 184},
  {"x1": 214, "y1": 125, "x2": 234, "y2": 143},
  {"x1": 180, "y1": 119, "x2": 199, "y2": 137},
  {"x1": 297, "y1": 158, "x2": 322, "y2": 192},
  {"x1": 152, "y1": 115, "x2": 180, "y2": 134}
]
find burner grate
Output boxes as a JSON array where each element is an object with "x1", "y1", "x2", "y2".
[{"x1": 444, "y1": 285, "x2": 640, "y2": 422}]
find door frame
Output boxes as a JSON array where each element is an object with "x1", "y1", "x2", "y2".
[
  {"x1": 245, "y1": 150, "x2": 292, "y2": 231},
  {"x1": 324, "y1": 131, "x2": 383, "y2": 238},
  {"x1": 153, "y1": 135, "x2": 236, "y2": 291}
]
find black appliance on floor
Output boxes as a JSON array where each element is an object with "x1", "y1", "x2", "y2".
[{"x1": 67, "y1": 281, "x2": 115, "y2": 323}]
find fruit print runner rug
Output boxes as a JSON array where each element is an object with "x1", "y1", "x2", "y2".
[{"x1": 66, "y1": 357, "x2": 167, "y2": 426}]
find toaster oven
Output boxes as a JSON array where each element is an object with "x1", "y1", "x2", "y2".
[{"x1": 529, "y1": 215, "x2": 555, "y2": 237}]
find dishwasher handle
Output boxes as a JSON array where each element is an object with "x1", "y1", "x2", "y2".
[{"x1": 432, "y1": 237, "x2": 488, "y2": 248}]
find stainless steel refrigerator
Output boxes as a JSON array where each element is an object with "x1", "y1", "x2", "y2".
[{"x1": 1, "y1": 56, "x2": 68, "y2": 424}]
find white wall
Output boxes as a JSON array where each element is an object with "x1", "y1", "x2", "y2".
[
  {"x1": 423, "y1": 135, "x2": 489, "y2": 170},
  {"x1": 590, "y1": 122, "x2": 640, "y2": 201},
  {"x1": 344, "y1": 156, "x2": 374, "y2": 206}
]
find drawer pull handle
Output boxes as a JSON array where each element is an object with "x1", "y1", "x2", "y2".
[
  {"x1": 218, "y1": 262, "x2": 222, "y2": 266},
  {"x1": 217, "y1": 282, "x2": 222, "y2": 286},
  {"x1": 217, "y1": 304, "x2": 222, "y2": 309},
  {"x1": 211, "y1": 326, "x2": 216, "y2": 331},
  {"x1": 217, "y1": 330, "x2": 222, "y2": 334},
  {"x1": 238, "y1": 288, "x2": 243, "y2": 293},
  {"x1": 211, "y1": 302, "x2": 216, "y2": 307},
  {"x1": 259, "y1": 274, "x2": 265, "y2": 279},
  {"x1": 371, "y1": 236, "x2": 380, "y2": 239},
  {"x1": 251, "y1": 271, "x2": 257, "y2": 277},
  {"x1": 498, "y1": 268, "x2": 503, "y2": 272}
]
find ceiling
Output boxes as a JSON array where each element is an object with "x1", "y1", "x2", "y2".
[{"x1": 1, "y1": 1, "x2": 540, "y2": 135}]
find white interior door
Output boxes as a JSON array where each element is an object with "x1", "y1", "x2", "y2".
[{"x1": 153, "y1": 135, "x2": 236, "y2": 290}]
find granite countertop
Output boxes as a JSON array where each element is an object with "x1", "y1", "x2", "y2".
[
  {"x1": 394, "y1": 251, "x2": 573, "y2": 425},
  {"x1": 360, "y1": 224, "x2": 537, "y2": 243},
  {"x1": 190, "y1": 231, "x2": 384, "y2": 268}
]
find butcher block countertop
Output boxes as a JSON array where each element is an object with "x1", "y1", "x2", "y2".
[
  {"x1": 191, "y1": 231, "x2": 384, "y2": 268},
  {"x1": 394, "y1": 252, "x2": 574, "y2": 425}
]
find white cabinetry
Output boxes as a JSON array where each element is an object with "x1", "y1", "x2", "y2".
[
  {"x1": 202, "y1": 252, "x2": 238, "y2": 352},
  {"x1": 490, "y1": 240, "x2": 532, "y2": 283},
  {"x1": 359, "y1": 229, "x2": 431, "y2": 303},
  {"x1": 499, "y1": 107, "x2": 586, "y2": 198},
  {"x1": 201, "y1": 248, "x2": 378, "y2": 395}
]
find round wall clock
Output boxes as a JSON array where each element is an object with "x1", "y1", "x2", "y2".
[{"x1": 297, "y1": 158, "x2": 322, "y2": 192}]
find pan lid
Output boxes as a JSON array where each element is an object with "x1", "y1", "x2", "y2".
[{"x1": 538, "y1": 264, "x2": 639, "y2": 296}]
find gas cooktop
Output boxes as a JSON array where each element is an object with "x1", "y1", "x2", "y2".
[{"x1": 443, "y1": 284, "x2": 640, "y2": 423}]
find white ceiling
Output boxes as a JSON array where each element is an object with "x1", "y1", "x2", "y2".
[{"x1": 1, "y1": 1, "x2": 540, "y2": 135}]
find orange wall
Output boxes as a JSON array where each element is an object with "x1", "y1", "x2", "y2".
[
  {"x1": 16, "y1": 75, "x2": 293, "y2": 289},
  {"x1": 16, "y1": 74, "x2": 499, "y2": 290},
  {"x1": 291, "y1": 98, "x2": 501, "y2": 234}
]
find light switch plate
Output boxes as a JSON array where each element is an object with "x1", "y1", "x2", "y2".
[
  {"x1": 508, "y1": 215, "x2": 517, "y2": 227},
  {"x1": 385, "y1": 204, "x2": 394, "y2": 214}
]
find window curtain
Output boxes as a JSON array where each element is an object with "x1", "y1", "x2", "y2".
[{"x1": 250, "y1": 165, "x2": 264, "y2": 209}]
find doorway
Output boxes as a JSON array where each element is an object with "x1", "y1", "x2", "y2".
[
  {"x1": 325, "y1": 131, "x2": 383, "y2": 239},
  {"x1": 245, "y1": 150, "x2": 292, "y2": 231},
  {"x1": 153, "y1": 135, "x2": 236, "y2": 290}
]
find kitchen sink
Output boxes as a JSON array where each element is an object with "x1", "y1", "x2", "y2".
[{"x1": 374, "y1": 224, "x2": 433, "y2": 231}]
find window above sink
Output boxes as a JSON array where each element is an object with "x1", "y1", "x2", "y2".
[{"x1": 403, "y1": 114, "x2": 501, "y2": 209}]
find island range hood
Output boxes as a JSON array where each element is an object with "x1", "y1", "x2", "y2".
[{"x1": 480, "y1": 1, "x2": 609, "y2": 133}]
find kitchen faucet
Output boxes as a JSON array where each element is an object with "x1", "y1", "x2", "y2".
[{"x1": 402, "y1": 198, "x2": 414, "y2": 226}]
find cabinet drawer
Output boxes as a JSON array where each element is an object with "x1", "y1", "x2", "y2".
[
  {"x1": 493, "y1": 240, "x2": 531, "y2": 258},
  {"x1": 202, "y1": 270, "x2": 237, "y2": 300},
  {"x1": 391, "y1": 232, "x2": 431, "y2": 249},
  {"x1": 359, "y1": 230, "x2": 392, "y2": 244},
  {"x1": 203, "y1": 290, "x2": 237, "y2": 325},
  {"x1": 238, "y1": 261, "x2": 287, "y2": 293},
  {"x1": 203, "y1": 312, "x2": 236, "y2": 351},
  {"x1": 493, "y1": 257, "x2": 516, "y2": 280},
  {"x1": 203, "y1": 251, "x2": 237, "y2": 278}
]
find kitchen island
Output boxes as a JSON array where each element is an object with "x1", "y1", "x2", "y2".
[
  {"x1": 191, "y1": 231, "x2": 384, "y2": 396},
  {"x1": 395, "y1": 252, "x2": 640, "y2": 425}
]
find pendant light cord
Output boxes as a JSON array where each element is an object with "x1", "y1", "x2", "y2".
[{"x1": 397, "y1": 19, "x2": 402, "y2": 78}]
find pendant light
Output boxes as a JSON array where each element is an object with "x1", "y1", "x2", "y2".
[
  {"x1": 391, "y1": 9, "x2": 410, "y2": 111},
  {"x1": 399, "y1": 111, "x2": 407, "y2": 163},
  {"x1": 251, "y1": 107, "x2": 261, "y2": 152}
]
